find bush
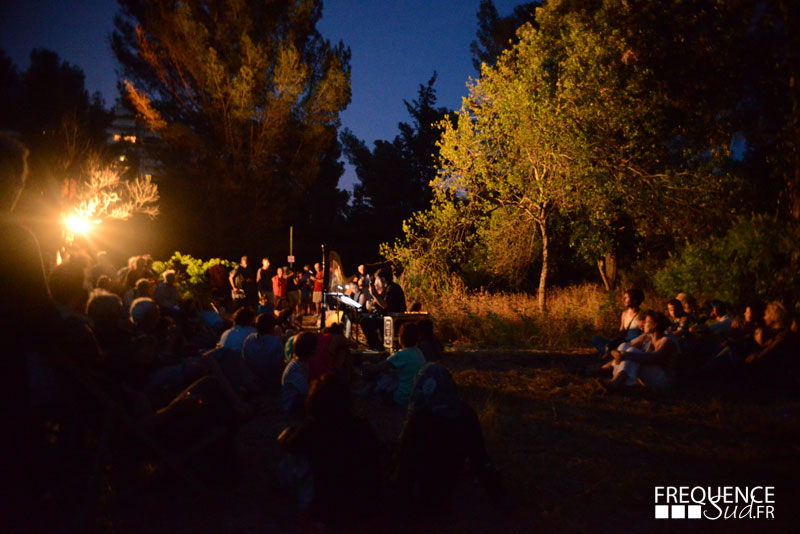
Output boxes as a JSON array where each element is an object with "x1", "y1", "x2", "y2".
[
  {"x1": 151, "y1": 251, "x2": 235, "y2": 302},
  {"x1": 653, "y1": 215, "x2": 800, "y2": 310}
]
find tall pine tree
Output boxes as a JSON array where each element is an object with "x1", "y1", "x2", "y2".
[{"x1": 112, "y1": 0, "x2": 351, "y2": 257}]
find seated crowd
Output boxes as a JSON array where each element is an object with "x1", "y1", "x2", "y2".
[
  {"x1": 7, "y1": 237, "x2": 500, "y2": 531},
  {"x1": 589, "y1": 288, "x2": 799, "y2": 392}
]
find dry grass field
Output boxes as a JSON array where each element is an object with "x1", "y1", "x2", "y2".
[
  {"x1": 94, "y1": 348, "x2": 800, "y2": 533},
  {"x1": 443, "y1": 349, "x2": 800, "y2": 532}
]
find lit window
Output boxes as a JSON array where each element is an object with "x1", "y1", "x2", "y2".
[
  {"x1": 124, "y1": 135, "x2": 137, "y2": 143},
  {"x1": 113, "y1": 134, "x2": 121, "y2": 141}
]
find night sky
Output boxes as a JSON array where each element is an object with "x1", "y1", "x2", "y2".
[{"x1": 0, "y1": 0, "x2": 524, "y2": 190}]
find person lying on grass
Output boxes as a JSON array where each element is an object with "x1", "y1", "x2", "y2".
[{"x1": 602, "y1": 310, "x2": 678, "y2": 391}]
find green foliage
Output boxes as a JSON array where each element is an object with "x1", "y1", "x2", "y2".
[
  {"x1": 653, "y1": 215, "x2": 800, "y2": 309},
  {"x1": 390, "y1": 4, "x2": 732, "y2": 310},
  {"x1": 152, "y1": 251, "x2": 234, "y2": 302}
]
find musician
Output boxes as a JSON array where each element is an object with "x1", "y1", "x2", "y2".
[
  {"x1": 370, "y1": 268, "x2": 406, "y2": 315},
  {"x1": 353, "y1": 278, "x2": 372, "y2": 308},
  {"x1": 361, "y1": 268, "x2": 405, "y2": 350}
]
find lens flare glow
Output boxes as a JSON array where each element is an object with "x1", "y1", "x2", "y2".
[{"x1": 65, "y1": 215, "x2": 91, "y2": 235}]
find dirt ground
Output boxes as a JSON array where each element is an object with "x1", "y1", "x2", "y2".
[{"x1": 45, "y1": 349, "x2": 800, "y2": 533}]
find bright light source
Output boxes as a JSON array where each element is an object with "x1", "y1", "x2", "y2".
[{"x1": 65, "y1": 215, "x2": 90, "y2": 235}]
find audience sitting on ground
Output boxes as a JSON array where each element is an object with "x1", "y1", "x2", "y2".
[
  {"x1": 95, "y1": 274, "x2": 115, "y2": 293},
  {"x1": 676, "y1": 293, "x2": 700, "y2": 323},
  {"x1": 278, "y1": 374, "x2": 382, "y2": 530},
  {"x1": 591, "y1": 287, "x2": 645, "y2": 358},
  {"x1": 602, "y1": 311, "x2": 678, "y2": 391},
  {"x1": 744, "y1": 302, "x2": 799, "y2": 383},
  {"x1": 154, "y1": 269, "x2": 180, "y2": 311},
  {"x1": 418, "y1": 319, "x2": 443, "y2": 362},
  {"x1": 257, "y1": 293, "x2": 274, "y2": 316},
  {"x1": 362, "y1": 322, "x2": 426, "y2": 405},
  {"x1": 393, "y1": 362, "x2": 503, "y2": 510},
  {"x1": 274, "y1": 297, "x2": 298, "y2": 332},
  {"x1": 308, "y1": 323, "x2": 351, "y2": 384},
  {"x1": 242, "y1": 313, "x2": 285, "y2": 389},
  {"x1": 280, "y1": 332, "x2": 318, "y2": 417},
  {"x1": 685, "y1": 299, "x2": 734, "y2": 361},
  {"x1": 124, "y1": 256, "x2": 150, "y2": 292},
  {"x1": 124, "y1": 278, "x2": 154, "y2": 317},
  {"x1": 49, "y1": 260, "x2": 90, "y2": 324},
  {"x1": 666, "y1": 299, "x2": 691, "y2": 338},
  {"x1": 218, "y1": 307, "x2": 257, "y2": 352},
  {"x1": 691, "y1": 300, "x2": 732, "y2": 336},
  {"x1": 730, "y1": 301, "x2": 765, "y2": 339},
  {"x1": 88, "y1": 250, "x2": 117, "y2": 289}
]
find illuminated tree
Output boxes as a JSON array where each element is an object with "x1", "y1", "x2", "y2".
[
  {"x1": 66, "y1": 158, "x2": 159, "y2": 222},
  {"x1": 60, "y1": 156, "x2": 159, "y2": 248},
  {"x1": 388, "y1": 6, "x2": 726, "y2": 310},
  {"x1": 112, "y1": 0, "x2": 351, "y2": 255}
]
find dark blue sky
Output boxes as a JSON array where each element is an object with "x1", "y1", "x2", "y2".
[{"x1": 1, "y1": 0, "x2": 524, "y2": 189}]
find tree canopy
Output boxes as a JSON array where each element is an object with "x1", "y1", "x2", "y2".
[
  {"x1": 112, "y1": 0, "x2": 352, "y2": 257},
  {"x1": 0, "y1": 49, "x2": 111, "y2": 202},
  {"x1": 386, "y1": 0, "x2": 793, "y2": 309},
  {"x1": 470, "y1": 0, "x2": 539, "y2": 71}
]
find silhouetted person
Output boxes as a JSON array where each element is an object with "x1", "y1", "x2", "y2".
[
  {"x1": 394, "y1": 363, "x2": 503, "y2": 510},
  {"x1": 0, "y1": 134, "x2": 60, "y2": 528},
  {"x1": 279, "y1": 374, "x2": 382, "y2": 530}
]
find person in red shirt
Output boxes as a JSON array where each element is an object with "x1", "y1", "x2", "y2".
[{"x1": 272, "y1": 266, "x2": 287, "y2": 301}]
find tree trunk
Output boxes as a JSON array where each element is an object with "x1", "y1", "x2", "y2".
[
  {"x1": 597, "y1": 252, "x2": 617, "y2": 291},
  {"x1": 537, "y1": 220, "x2": 548, "y2": 313}
]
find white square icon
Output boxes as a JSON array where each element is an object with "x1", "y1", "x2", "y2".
[
  {"x1": 671, "y1": 505, "x2": 686, "y2": 519},
  {"x1": 655, "y1": 505, "x2": 669, "y2": 519},
  {"x1": 688, "y1": 505, "x2": 702, "y2": 519}
]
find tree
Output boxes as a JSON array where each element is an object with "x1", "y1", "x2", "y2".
[
  {"x1": 0, "y1": 49, "x2": 112, "y2": 202},
  {"x1": 112, "y1": 0, "x2": 351, "y2": 257},
  {"x1": 470, "y1": 0, "x2": 539, "y2": 71},
  {"x1": 389, "y1": 5, "x2": 729, "y2": 310},
  {"x1": 341, "y1": 73, "x2": 449, "y2": 260}
]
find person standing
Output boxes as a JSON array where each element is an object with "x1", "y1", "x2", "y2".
[
  {"x1": 312, "y1": 262, "x2": 324, "y2": 316},
  {"x1": 256, "y1": 257, "x2": 275, "y2": 305},
  {"x1": 272, "y1": 266, "x2": 288, "y2": 303},
  {"x1": 229, "y1": 256, "x2": 252, "y2": 309}
]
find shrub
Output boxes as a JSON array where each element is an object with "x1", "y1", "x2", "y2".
[
  {"x1": 152, "y1": 251, "x2": 235, "y2": 302},
  {"x1": 653, "y1": 215, "x2": 800, "y2": 310}
]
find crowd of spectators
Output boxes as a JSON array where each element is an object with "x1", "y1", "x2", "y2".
[{"x1": 589, "y1": 288, "x2": 799, "y2": 392}]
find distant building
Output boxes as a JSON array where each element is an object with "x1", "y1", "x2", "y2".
[{"x1": 107, "y1": 100, "x2": 159, "y2": 180}]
